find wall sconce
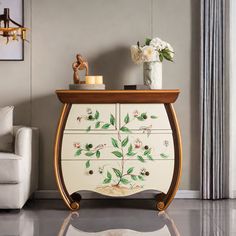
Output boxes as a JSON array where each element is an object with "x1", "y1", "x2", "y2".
[{"x1": 0, "y1": 8, "x2": 27, "y2": 44}]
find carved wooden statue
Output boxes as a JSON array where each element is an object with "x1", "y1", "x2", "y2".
[{"x1": 72, "y1": 54, "x2": 89, "y2": 84}]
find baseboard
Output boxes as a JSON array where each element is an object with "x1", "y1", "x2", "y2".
[
  {"x1": 34, "y1": 190, "x2": 200, "y2": 200},
  {"x1": 231, "y1": 190, "x2": 236, "y2": 198}
]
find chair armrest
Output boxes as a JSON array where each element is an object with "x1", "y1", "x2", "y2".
[
  {"x1": 13, "y1": 126, "x2": 39, "y2": 193},
  {"x1": 14, "y1": 126, "x2": 38, "y2": 157}
]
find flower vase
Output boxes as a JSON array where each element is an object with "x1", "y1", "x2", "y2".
[{"x1": 143, "y1": 61, "x2": 162, "y2": 89}]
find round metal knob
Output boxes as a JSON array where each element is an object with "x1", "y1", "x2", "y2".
[
  {"x1": 88, "y1": 115, "x2": 93, "y2": 120},
  {"x1": 144, "y1": 145, "x2": 149, "y2": 150},
  {"x1": 89, "y1": 170, "x2": 93, "y2": 175},
  {"x1": 145, "y1": 171, "x2": 150, "y2": 176}
]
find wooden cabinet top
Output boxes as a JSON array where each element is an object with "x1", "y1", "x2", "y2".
[{"x1": 56, "y1": 89, "x2": 180, "y2": 104}]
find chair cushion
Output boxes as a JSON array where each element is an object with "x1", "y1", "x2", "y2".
[
  {"x1": 0, "y1": 106, "x2": 14, "y2": 152},
  {"x1": 0, "y1": 153, "x2": 22, "y2": 184}
]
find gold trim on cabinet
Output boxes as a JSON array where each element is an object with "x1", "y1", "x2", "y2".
[{"x1": 54, "y1": 103, "x2": 80, "y2": 210}]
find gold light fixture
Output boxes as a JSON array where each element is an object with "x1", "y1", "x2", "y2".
[{"x1": 0, "y1": 8, "x2": 27, "y2": 44}]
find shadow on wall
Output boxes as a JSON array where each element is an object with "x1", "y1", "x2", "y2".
[{"x1": 90, "y1": 46, "x2": 135, "y2": 89}]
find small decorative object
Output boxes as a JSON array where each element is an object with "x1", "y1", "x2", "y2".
[
  {"x1": 131, "y1": 37, "x2": 174, "y2": 89},
  {"x1": 0, "y1": 0, "x2": 27, "y2": 61},
  {"x1": 95, "y1": 75, "x2": 103, "y2": 84},
  {"x1": 85, "y1": 76, "x2": 95, "y2": 84},
  {"x1": 72, "y1": 54, "x2": 89, "y2": 84},
  {"x1": 70, "y1": 53, "x2": 105, "y2": 90}
]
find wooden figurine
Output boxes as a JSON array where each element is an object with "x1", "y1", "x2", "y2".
[{"x1": 72, "y1": 54, "x2": 89, "y2": 84}]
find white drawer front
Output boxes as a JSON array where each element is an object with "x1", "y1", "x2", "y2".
[
  {"x1": 119, "y1": 104, "x2": 171, "y2": 131},
  {"x1": 61, "y1": 160, "x2": 174, "y2": 196},
  {"x1": 65, "y1": 104, "x2": 117, "y2": 131},
  {"x1": 62, "y1": 133, "x2": 174, "y2": 160}
]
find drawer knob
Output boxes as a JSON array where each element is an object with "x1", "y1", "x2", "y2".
[
  {"x1": 89, "y1": 170, "x2": 93, "y2": 175},
  {"x1": 88, "y1": 115, "x2": 93, "y2": 120},
  {"x1": 145, "y1": 171, "x2": 150, "y2": 176},
  {"x1": 144, "y1": 145, "x2": 149, "y2": 150}
]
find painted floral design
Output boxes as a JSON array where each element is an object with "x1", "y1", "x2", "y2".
[{"x1": 74, "y1": 108, "x2": 169, "y2": 194}]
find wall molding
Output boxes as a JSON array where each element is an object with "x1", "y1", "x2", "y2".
[{"x1": 34, "y1": 190, "x2": 200, "y2": 200}]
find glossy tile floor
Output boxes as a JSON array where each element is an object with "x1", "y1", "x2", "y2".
[{"x1": 0, "y1": 199, "x2": 235, "y2": 235}]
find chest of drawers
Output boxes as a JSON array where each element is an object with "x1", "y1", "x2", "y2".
[{"x1": 55, "y1": 90, "x2": 182, "y2": 211}]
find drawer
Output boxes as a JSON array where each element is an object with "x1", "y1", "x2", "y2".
[
  {"x1": 61, "y1": 133, "x2": 174, "y2": 160},
  {"x1": 119, "y1": 104, "x2": 171, "y2": 131},
  {"x1": 65, "y1": 104, "x2": 117, "y2": 131},
  {"x1": 61, "y1": 159, "x2": 174, "y2": 196}
]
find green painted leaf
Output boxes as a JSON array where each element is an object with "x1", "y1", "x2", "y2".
[
  {"x1": 96, "y1": 150, "x2": 101, "y2": 158},
  {"x1": 94, "y1": 111, "x2": 99, "y2": 119},
  {"x1": 75, "y1": 149, "x2": 82, "y2": 156},
  {"x1": 112, "y1": 151, "x2": 123, "y2": 158},
  {"x1": 127, "y1": 167, "x2": 134, "y2": 174},
  {"x1": 120, "y1": 126, "x2": 131, "y2": 133},
  {"x1": 120, "y1": 178, "x2": 129, "y2": 185},
  {"x1": 150, "y1": 115, "x2": 158, "y2": 119},
  {"x1": 112, "y1": 168, "x2": 122, "y2": 178},
  {"x1": 128, "y1": 144, "x2": 133, "y2": 153},
  {"x1": 138, "y1": 175, "x2": 145, "y2": 181},
  {"x1": 160, "y1": 153, "x2": 169, "y2": 159},
  {"x1": 127, "y1": 152, "x2": 136, "y2": 156},
  {"x1": 86, "y1": 126, "x2": 91, "y2": 132},
  {"x1": 103, "y1": 178, "x2": 111, "y2": 184},
  {"x1": 131, "y1": 175, "x2": 138, "y2": 181},
  {"x1": 85, "y1": 160, "x2": 90, "y2": 168},
  {"x1": 144, "y1": 149, "x2": 151, "y2": 156},
  {"x1": 85, "y1": 152, "x2": 95, "y2": 157},
  {"x1": 102, "y1": 123, "x2": 110, "y2": 129},
  {"x1": 107, "y1": 171, "x2": 112, "y2": 179},
  {"x1": 124, "y1": 113, "x2": 130, "y2": 124},
  {"x1": 121, "y1": 136, "x2": 129, "y2": 147},
  {"x1": 137, "y1": 116, "x2": 145, "y2": 121},
  {"x1": 137, "y1": 155, "x2": 145, "y2": 163},
  {"x1": 147, "y1": 155, "x2": 154, "y2": 161},
  {"x1": 95, "y1": 121, "x2": 101, "y2": 128},
  {"x1": 111, "y1": 138, "x2": 119, "y2": 148},
  {"x1": 110, "y1": 114, "x2": 115, "y2": 126}
]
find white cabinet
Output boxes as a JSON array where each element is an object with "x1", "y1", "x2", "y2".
[
  {"x1": 61, "y1": 103, "x2": 174, "y2": 197},
  {"x1": 55, "y1": 90, "x2": 182, "y2": 211}
]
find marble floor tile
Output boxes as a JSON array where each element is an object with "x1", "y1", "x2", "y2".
[{"x1": 0, "y1": 199, "x2": 235, "y2": 235}]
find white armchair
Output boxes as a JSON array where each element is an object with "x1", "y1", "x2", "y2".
[{"x1": 0, "y1": 126, "x2": 39, "y2": 209}]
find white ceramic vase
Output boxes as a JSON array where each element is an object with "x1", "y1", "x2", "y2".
[{"x1": 143, "y1": 61, "x2": 162, "y2": 89}]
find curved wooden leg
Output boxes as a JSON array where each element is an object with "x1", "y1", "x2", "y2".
[
  {"x1": 155, "y1": 193, "x2": 167, "y2": 211},
  {"x1": 156, "y1": 104, "x2": 182, "y2": 211},
  {"x1": 70, "y1": 192, "x2": 81, "y2": 210},
  {"x1": 154, "y1": 104, "x2": 182, "y2": 211},
  {"x1": 55, "y1": 104, "x2": 81, "y2": 211}
]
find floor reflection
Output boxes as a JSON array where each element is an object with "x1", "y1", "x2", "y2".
[
  {"x1": 0, "y1": 199, "x2": 236, "y2": 235},
  {"x1": 58, "y1": 211, "x2": 180, "y2": 236}
]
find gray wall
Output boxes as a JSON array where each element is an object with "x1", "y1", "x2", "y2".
[{"x1": 0, "y1": 0, "x2": 200, "y2": 191}]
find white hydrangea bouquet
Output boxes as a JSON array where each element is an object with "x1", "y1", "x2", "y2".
[
  {"x1": 131, "y1": 37, "x2": 174, "y2": 64},
  {"x1": 130, "y1": 37, "x2": 174, "y2": 89}
]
